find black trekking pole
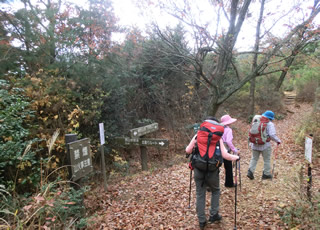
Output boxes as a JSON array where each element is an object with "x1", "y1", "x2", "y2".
[
  {"x1": 237, "y1": 149, "x2": 241, "y2": 191},
  {"x1": 271, "y1": 145, "x2": 279, "y2": 181},
  {"x1": 238, "y1": 159, "x2": 241, "y2": 191},
  {"x1": 188, "y1": 169, "x2": 192, "y2": 208},
  {"x1": 234, "y1": 159, "x2": 238, "y2": 230}
]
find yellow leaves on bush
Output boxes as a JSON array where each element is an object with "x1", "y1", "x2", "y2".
[
  {"x1": 30, "y1": 77, "x2": 41, "y2": 85},
  {"x1": 73, "y1": 122, "x2": 79, "y2": 128},
  {"x1": 3, "y1": 136, "x2": 12, "y2": 142},
  {"x1": 113, "y1": 154, "x2": 128, "y2": 165},
  {"x1": 17, "y1": 161, "x2": 32, "y2": 170},
  {"x1": 67, "y1": 105, "x2": 83, "y2": 131},
  {"x1": 51, "y1": 162, "x2": 57, "y2": 169}
]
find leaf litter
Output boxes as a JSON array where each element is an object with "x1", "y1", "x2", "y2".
[{"x1": 85, "y1": 103, "x2": 318, "y2": 229}]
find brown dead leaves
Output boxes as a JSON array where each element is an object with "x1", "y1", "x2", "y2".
[{"x1": 85, "y1": 103, "x2": 317, "y2": 229}]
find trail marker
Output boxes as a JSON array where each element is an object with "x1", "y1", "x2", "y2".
[
  {"x1": 129, "y1": 123, "x2": 159, "y2": 138},
  {"x1": 114, "y1": 137, "x2": 169, "y2": 148},
  {"x1": 99, "y1": 123, "x2": 107, "y2": 191},
  {"x1": 113, "y1": 123, "x2": 169, "y2": 171},
  {"x1": 305, "y1": 134, "x2": 313, "y2": 200},
  {"x1": 68, "y1": 138, "x2": 93, "y2": 181}
]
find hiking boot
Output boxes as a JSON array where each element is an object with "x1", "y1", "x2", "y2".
[
  {"x1": 209, "y1": 213, "x2": 222, "y2": 223},
  {"x1": 199, "y1": 221, "x2": 206, "y2": 230},
  {"x1": 247, "y1": 170, "x2": 254, "y2": 180},
  {"x1": 225, "y1": 184, "x2": 235, "y2": 188},
  {"x1": 262, "y1": 173, "x2": 272, "y2": 180}
]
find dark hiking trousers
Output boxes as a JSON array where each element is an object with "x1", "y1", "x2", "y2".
[
  {"x1": 224, "y1": 159, "x2": 234, "y2": 187},
  {"x1": 194, "y1": 167, "x2": 220, "y2": 224}
]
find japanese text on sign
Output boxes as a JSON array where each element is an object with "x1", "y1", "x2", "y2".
[{"x1": 68, "y1": 138, "x2": 93, "y2": 181}]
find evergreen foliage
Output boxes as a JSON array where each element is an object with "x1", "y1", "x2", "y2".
[{"x1": 0, "y1": 79, "x2": 40, "y2": 193}]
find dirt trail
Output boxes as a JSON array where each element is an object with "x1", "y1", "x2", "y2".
[
  {"x1": 88, "y1": 103, "x2": 314, "y2": 230},
  {"x1": 218, "y1": 103, "x2": 314, "y2": 230}
]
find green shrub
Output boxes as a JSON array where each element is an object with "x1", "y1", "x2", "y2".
[
  {"x1": 0, "y1": 80, "x2": 41, "y2": 193},
  {"x1": 295, "y1": 112, "x2": 320, "y2": 156},
  {"x1": 256, "y1": 76, "x2": 283, "y2": 111},
  {"x1": 293, "y1": 65, "x2": 319, "y2": 102}
]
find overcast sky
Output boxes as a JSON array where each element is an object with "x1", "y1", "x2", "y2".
[
  {"x1": 111, "y1": 0, "x2": 319, "y2": 51},
  {"x1": 4, "y1": 0, "x2": 319, "y2": 51}
]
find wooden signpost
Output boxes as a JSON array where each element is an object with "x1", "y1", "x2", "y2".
[
  {"x1": 305, "y1": 134, "x2": 313, "y2": 200},
  {"x1": 99, "y1": 123, "x2": 107, "y2": 191},
  {"x1": 68, "y1": 138, "x2": 93, "y2": 182},
  {"x1": 64, "y1": 134, "x2": 90, "y2": 216},
  {"x1": 129, "y1": 123, "x2": 159, "y2": 138},
  {"x1": 114, "y1": 137, "x2": 169, "y2": 148},
  {"x1": 113, "y1": 123, "x2": 169, "y2": 171}
]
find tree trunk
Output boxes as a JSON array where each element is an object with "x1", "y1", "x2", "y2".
[
  {"x1": 249, "y1": 78, "x2": 256, "y2": 116},
  {"x1": 208, "y1": 98, "x2": 221, "y2": 117},
  {"x1": 48, "y1": 0, "x2": 56, "y2": 65},
  {"x1": 249, "y1": 0, "x2": 265, "y2": 117},
  {"x1": 274, "y1": 47, "x2": 302, "y2": 91}
]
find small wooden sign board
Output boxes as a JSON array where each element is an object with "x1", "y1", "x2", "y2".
[
  {"x1": 129, "y1": 123, "x2": 159, "y2": 138},
  {"x1": 114, "y1": 137, "x2": 169, "y2": 148},
  {"x1": 115, "y1": 123, "x2": 169, "y2": 171},
  {"x1": 68, "y1": 138, "x2": 93, "y2": 181}
]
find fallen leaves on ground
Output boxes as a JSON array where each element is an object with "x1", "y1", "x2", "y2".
[{"x1": 85, "y1": 103, "x2": 318, "y2": 229}]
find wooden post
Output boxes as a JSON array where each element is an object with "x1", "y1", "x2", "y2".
[
  {"x1": 100, "y1": 145, "x2": 107, "y2": 191},
  {"x1": 140, "y1": 145, "x2": 148, "y2": 171},
  {"x1": 140, "y1": 134, "x2": 148, "y2": 171},
  {"x1": 307, "y1": 163, "x2": 312, "y2": 201},
  {"x1": 99, "y1": 123, "x2": 107, "y2": 191},
  {"x1": 65, "y1": 134, "x2": 77, "y2": 180},
  {"x1": 65, "y1": 134, "x2": 85, "y2": 216}
]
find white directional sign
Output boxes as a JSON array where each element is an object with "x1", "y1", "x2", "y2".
[
  {"x1": 129, "y1": 123, "x2": 159, "y2": 138},
  {"x1": 140, "y1": 138, "x2": 168, "y2": 147},
  {"x1": 114, "y1": 137, "x2": 169, "y2": 148},
  {"x1": 305, "y1": 135, "x2": 313, "y2": 163},
  {"x1": 99, "y1": 123, "x2": 105, "y2": 145}
]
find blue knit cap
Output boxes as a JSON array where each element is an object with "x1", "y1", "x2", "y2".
[{"x1": 262, "y1": 110, "x2": 275, "y2": 120}]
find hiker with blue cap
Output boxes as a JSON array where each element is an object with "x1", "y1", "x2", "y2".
[{"x1": 247, "y1": 110, "x2": 281, "y2": 180}]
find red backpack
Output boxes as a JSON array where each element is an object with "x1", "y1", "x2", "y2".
[
  {"x1": 248, "y1": 115, "x2": 271, "y2": 145},
  {"x1": 191, "y1": 120, "x2": 224, "y2": 171}
]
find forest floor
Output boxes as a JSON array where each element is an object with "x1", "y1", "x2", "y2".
[{"x1": 85, "y1": 103, "x2": 319, "y2": 229}]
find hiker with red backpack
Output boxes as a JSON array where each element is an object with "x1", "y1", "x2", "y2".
[
  {"x1": 221, "y1": 114, "x2": 240, "y2": 188},
  {"x1": 247, "y1": 110, "x2": 281, "y2": 180},
  {"x1": 186, "y1": 116, "x2": 240, "y2": 230}
]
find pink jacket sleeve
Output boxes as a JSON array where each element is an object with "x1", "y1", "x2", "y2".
[
  {"x1": 185, "y1": 134, "x2": 197, "y2": 154},
  {"x1": 220, "y1": 139, "x2": 239, "y2": 161},
  {"x1": 223, "y1": 127, "x2": 238, "y2": 154}
]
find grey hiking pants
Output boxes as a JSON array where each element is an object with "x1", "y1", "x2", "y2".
[
  {"x1": 194, "y1": 167, "x2": 220, "y2": 223},
  {"x1": 248, "y1": 147, "x2": 272, "y2": 176}
]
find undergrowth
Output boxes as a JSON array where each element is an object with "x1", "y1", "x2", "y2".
[{"x1": 277, "y1": 165, "x2": 320, "y2": 229}]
